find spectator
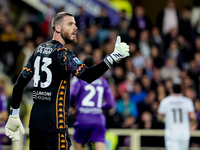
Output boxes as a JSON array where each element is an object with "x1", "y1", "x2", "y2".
[
  {"x1": 118, "y1": 18, "x2": 129, "y2": 43},
  {"x1": 0, "y1": 22, "x2": 18, "y2": 76},
  {"x1": 191, "y1": 20, "x2": 200, "y2": 45},
  {"x1": 144, "y1": 57, "x2": 153, "y2": 79},
  {"x1": 150, "y1": 45, "x2": 164, "y2": 69},
  {"x1": 112, "y1": 66, "x2": 125, "y2": 85},
  {"x1": 93, "y1": 48, "x2": 103, "y2": 64},
  {"x1": 183, "y1": 87, "x2": 197, "y2": 102},
  {"x1": 141, "y1": 74, "x2": 152, "y2": 92},
  {"x1": 122, "y1": 115, "x2": 137, "y2": 129},
  {"x1": 179, "y1": 6, "x2": 192, "y2": 42},
  {"x1": 134, "y1": 67, "x2": 144, "y2": 81},
  {"x1": 192, "y1": 36, "x2": 200, "y2": 56},
  {"x1": 127, "y1": 28, "x2": 138, "y2": 44},
  {"x1": 119, "y1": 9, "x2": 130, "y2": 24},
  {"x1": 124, "y1": 57, "x2": 134, "y2": 72},
  {"x1": 160, "y1": 58, "x2": 181, "y2": 80},
  {"x1": 151, "y1": 68, "x2": 163, "y2": 90},
  {"x1": 187, "y1": 59, "x2": 199, "y2": 92},
  {"x1": 164, "y1": 27, "x2": 179, "y2": 50},
  {"x1": 117, "y1": 72, "x2": 135, "y2": 97},
  {"x1": 95, "y1": 8, "x2": 110, "y2": 29},
  {"x1": 165, "y1": 40, "x2": 184, "y2": 69},
  {"x1": 137, "y1": 90, "x2": 157, "y2": 118},
  {"x1": 128, "y1": 42, "x2": 137, "y2": 57},
  {"x1": 0, "y1": 11, "x2": 8, "y2": 34},
  {"x1": 156, "y1": 0, "x2": 179, "y2": 36},
  {"x1": 131, "y1": 50, "x2": 146, "y2": 69},
  {"x1": 73, "y1": 32, "x2": 86, "y2": 56},
  {"x1": 14, "y1": 39, "x2": 35, "y2": 82},
  {"x1": 157, "y1": 83, "x2": 167, "y2": 102},
  {"x1": 138, "y1": 30, "x2": 151, "y2": 58},
  {"x1": 138, "y1": 111, "x2": 154, "y2": 129},
  {"x1": 116, "y1": 91, "x2": 138, "y2": 119},
  {"x1": 194, "y1": 99, "x2": 200, "y2": 129},
  {"x1": 75, "y1": 6, "x2": 90, "y2": 31},
  {"x1": 41, "y1": 3, "x2": 55, "y2": 38},
  {"x1": 177, "y1": 35, "x2": 192, "y2": 65},
  {"x1": 190, "y1": 0, "x2": 200, "y2": 27},
  {"x1": 130, "y1": 81, "x2": 147, "y2": 104},
  {"x1": 105, "y1": 104, "x2": 124, "y2": 129},
  {"x1": 149, "y1": 26, "x2": 164, "y2": 52},
  {"x1": 164, "y1": 78, "x2": 173, "y2": 95},
  {"x1": 87, "y1": 24, "x2": 100, "y2": 49},
  {"x1": 129, "y1": 5, "x2": 152, "y2": 38}
]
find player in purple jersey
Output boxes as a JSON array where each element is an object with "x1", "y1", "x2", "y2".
[
  {"x1": 4, "y1": 12, "x2": 129, "y2": 150},
  {"x1": 0, "y1": 85, "x2": 8, "y2": 150},
  {"x1": 70, "y1": 56, "x2": 114, "y2": 150}
]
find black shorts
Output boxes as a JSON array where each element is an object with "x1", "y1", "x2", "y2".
[{"x1": 29, "y1": 128, "x2": 71, "y2": 150}]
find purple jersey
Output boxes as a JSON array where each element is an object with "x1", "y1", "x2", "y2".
[
  {"x1": 70, "y1": 76, "x2": 114, "y2": 125},
  {"x1": 0, "y1": 94, "x2": 7, "y2": 150},
  {"x1": 0, "y1": 95, "x2": 7, "y2": 112}
]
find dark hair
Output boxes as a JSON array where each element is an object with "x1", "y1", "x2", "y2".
[
  {"x1": 51, "y1": 12, "x2": 74, "y2": 31},
  {"x1": 172, "y1": 84, "x2": 181, "y2": 93},
  {"x1": 83, "y1": 56, "x2": 94, "y2": 67}
]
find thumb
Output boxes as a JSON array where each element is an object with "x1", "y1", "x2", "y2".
[
  {"x1": 115, "y1": 36, "x2": 121, "y2": 45},
  {"x1": 19, "y1": 125, "x2": 25, "y2": 135}
]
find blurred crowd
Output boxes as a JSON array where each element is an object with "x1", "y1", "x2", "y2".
[{"x1": 1, "y1": 0, "x2": 200, "y2": 148}]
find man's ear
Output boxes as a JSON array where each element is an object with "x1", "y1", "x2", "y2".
[{"x1": 55, "y1": 25, "x2": 61, "y2": 33}]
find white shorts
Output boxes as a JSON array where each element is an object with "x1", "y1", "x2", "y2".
[{"x1": 165, "y1": 139, "x2": 189, "y2": 150}]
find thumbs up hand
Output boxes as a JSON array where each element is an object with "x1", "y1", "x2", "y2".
[{"x1": 104, "y1": 36, "x2": 130, "y2": 67}]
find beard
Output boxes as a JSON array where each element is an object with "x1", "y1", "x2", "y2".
[{"x1": 61, "y1": 29, "x2": 77, "y2": 44}]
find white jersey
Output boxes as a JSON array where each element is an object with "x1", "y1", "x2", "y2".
[{"x1": 158, "y1": 94, "x2": 194, "y2": 140}]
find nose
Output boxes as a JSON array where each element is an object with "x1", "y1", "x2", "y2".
[{"x1": 74, "y1": 24, "x2": 78, "y2": 30}]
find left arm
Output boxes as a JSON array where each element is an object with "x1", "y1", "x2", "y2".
[
  {"x1": 188, "y1": 99, "x2": 197, "y2": 130},
  {"x1": 157, "y1": 99, "x2": 166, "y2": 122},
  {"x1": 101, "y1": 81, "x2": 115, "y2": 110},
  {"x1": 189, "y1": 111, "x2": 197, "y2": 125},
  {"x1": 157, "y1": 113, "x2": 165, "y2": 123},
  {"x1": 79, "y1": 61, "x2": 109, "y2": 83},
  {"x1": 189, "y1": 111, "x2": 197, "y2": 130}
]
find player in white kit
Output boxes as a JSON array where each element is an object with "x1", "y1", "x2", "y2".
[{"x1": 158, "y1": 84, "x2": 197, "y2": 150}]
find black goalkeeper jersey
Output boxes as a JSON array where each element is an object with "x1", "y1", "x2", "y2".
[{"x1": 20, "y1": 40, "x2": 87, "y2": 132}]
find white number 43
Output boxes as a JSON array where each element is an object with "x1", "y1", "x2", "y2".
[{"x1": 33, "y1": 56, "x2": 52, "y2": 88}]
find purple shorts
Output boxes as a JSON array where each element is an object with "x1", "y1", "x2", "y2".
[{"x1": 73, "y1": 123, "x2": 106, "y2": 145}]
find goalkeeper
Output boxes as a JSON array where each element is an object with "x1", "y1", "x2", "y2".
[{"x1": 5, "y1": 12, "x2": 129, "y2": 150}]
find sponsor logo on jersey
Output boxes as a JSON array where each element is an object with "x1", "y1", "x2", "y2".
[
  {"x1": 73, "y1": 57, "x2": 82, "y2": 64},
  {"x1": 33, "y1": 90, "x2": 52, "y2": 101}
]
